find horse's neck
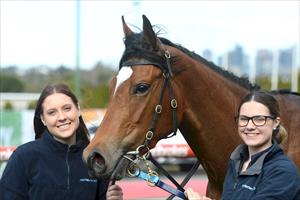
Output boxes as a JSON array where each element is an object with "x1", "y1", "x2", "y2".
[{"x1": 176, "y1": 58, "x2": 246, "y2": 185}]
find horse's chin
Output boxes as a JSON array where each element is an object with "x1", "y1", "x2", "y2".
[
  {"x1": 88, "y1": 170, "x2": 111, "y2": 180},
  {"x1": 89, "y1": 158, "x2": 131, "y2": 181},
  {"x1": 110, "y1": 156, "x2": 132, "y2": 180}
]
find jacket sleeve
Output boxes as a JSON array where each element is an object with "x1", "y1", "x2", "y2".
[
  {"x1": 221, "y1": 160, "x2": 236, "y2": 199},
  {"x1": 96, "y1": 177, "x2": 110, "y2": 200},
  {"x1": 251, "y1": 166, "x2": 300, "y2": 200},
  {"x1": 0, "y1": 151, "x2": 28, "y2": 200}
]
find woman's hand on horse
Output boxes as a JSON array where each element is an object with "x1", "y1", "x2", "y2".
[
  {"x1": 106, "y1": 180, "x2": 123, "y2": 200},
  {"x1": 185, "y1": 188, "x2": 212, "y2": 200}
]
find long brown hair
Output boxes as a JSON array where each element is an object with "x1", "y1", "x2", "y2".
[
  {"x1": 34, "y1": 83, "x2": 89, "y2": 144},
  {"x1": 237, "y1": 90, "x2": 287, "y2": 144}
]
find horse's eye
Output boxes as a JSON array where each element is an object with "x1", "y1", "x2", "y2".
[{"x1": 134, "y1": 83, "x2": 150, "y2": 95}]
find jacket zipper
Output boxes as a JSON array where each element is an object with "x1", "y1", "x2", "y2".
[
  {"x1": 66, "y1": 147, "x2": 70, "y2": 190},
  {"x1": 233, "y1": 173, "x2": 239, "y2": 190}
]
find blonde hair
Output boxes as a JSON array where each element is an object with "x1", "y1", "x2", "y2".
[{"x1": 274, "y1": 125, "x2": 288, "y2": 144}]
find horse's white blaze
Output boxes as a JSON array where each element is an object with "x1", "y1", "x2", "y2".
[{"x1": 114, "y1": 66, "x2": 133, "y2": 95}]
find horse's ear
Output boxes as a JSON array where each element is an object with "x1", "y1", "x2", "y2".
[
  {"x1": 122, "y1": 16, "x2": 133, "y2": 38},
  {"x1": 142, "y1": 15, "x2": 161, "y2": 51}
]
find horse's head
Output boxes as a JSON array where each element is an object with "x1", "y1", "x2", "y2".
[{"x1": 83, "y1": 15, "x2": 184, "y2": 180}]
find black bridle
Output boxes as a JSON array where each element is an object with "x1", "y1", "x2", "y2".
[
  {"x1": 115, "y1": 46, "x2": 200, "y2": 200},
  {"x1": 122, "y1": 49, "x2": 178, "y2": 147}
]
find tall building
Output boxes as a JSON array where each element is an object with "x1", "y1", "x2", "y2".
[
  {"x1": 202, "y1": 49, "x2": 213, "y2": 62},
  {"x1": 255, "y1": 49, "x2": 273, "y2": 77},
  {"x1": 219, "y1": 45, "x2": 249, "y2": 76},
  {"x1": 279, "y1": 47, "x2": 293, "y2": 78}
]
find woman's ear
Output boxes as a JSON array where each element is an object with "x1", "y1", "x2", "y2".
[
  {"x1": 40, "y1": 115, "x2": 46, "y2": 126},
  {"x1": 274, "y1": 117, "x2": 280, "y2": 127},
  {"x1": 77, "y1": 104, "x2": 81, "y2": 117}
]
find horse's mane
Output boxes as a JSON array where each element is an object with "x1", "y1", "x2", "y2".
[
  {"x1": 270, "y1": 89, "x2": 300, "y2": 96},
  {"x1": 120, "y1": 30, "x2": 299, "y2": 95},
  {"x1": 159, "y1": 37, "x2": 300, "y2": 96},
  {"x1": 158, "y1": 37, "x2": 260, "y2": 91}
]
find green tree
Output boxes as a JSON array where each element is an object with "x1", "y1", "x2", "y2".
[
  {"x1": 256, "y1": 74, "x2": 299, "y2": 92},
  {"x1": 255, "y1": 76, "x2": 271, "y2": 91},
  {"x1": 27, "y1": 100, "x2": 37, "y2": 109},
  {"x1": 1, "y1": 62, "x2": 117, "y2": 94},
  {"x1": 4, "y1": 101, "x2": 13, "y2": 110},
  {"x1": 298, "y1": 72, "x2": 300, "y2": 92},
  {"x1": 81, "y1": 84, "x2": 110, "y2": 108},
  {"x1": 0, "y1": 74, "x2": 24, "y2": 92},
  {"x1": 278, "y1": 78, "x2": 291, "y2": 90}
]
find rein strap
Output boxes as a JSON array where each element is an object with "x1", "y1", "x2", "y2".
[{"x1": 134, "y1": 169, "x2": 188, "y2": 200}]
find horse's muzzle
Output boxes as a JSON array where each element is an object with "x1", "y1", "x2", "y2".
[{"x1": 86, "y1": 151, "x2": 107, "y2": 178}]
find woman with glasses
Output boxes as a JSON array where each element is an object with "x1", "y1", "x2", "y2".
[{"x1": 185, "y1": 90, "x2": 300, "y2": 200}]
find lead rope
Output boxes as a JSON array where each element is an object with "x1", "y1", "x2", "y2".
[
  {"x1": 126, "y1": 151, "x2": 188, "y2": 200},
  {"x1": 166, "y1": 160, "x2": 201, "y2": 200}
]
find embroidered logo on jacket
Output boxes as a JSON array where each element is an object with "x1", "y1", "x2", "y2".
[
  {"x1": 80, "y1": 178, "x2": 97, "y2": 183},
  {"x1": 241, "y1": 184, "x2": 256, "y2": 191}
]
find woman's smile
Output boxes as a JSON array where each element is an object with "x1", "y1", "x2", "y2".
[{"x1": 56, "y1": 122, "x2": 72, "y2": 130}]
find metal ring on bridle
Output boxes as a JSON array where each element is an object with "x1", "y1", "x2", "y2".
[
  {"x1": 146, "y1": 130, "x2": 154, "y2": 140},
  {"x1": 164, "y1": 50, "x2": 171, "y2": 59},
  {"x1": 136, "y1": 144, "x2": 150, "y2": 158},
  {"x1": 126, "y1": 162, "x2": 140, "y2": 177},
  {"x1": 170, "y1": 99, "x2": 177, "y2": 108},
  {"x1": 155, "y1": 105, "x2": 162, "y2": 114},
  {"x1": 163, "y1": 72, "x2": 169, "y2": 79}
]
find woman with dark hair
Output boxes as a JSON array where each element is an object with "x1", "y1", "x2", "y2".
[
  {"x1": 185, "y1": 91, "x2": 300, "y2": 200},
  {"x1": 0, "y1": 83, "x2": 123, "y2": 200}
]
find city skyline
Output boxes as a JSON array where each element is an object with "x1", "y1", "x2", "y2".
[{"x1": 201, "y1": 43, "x2": 299, "y2": 75}]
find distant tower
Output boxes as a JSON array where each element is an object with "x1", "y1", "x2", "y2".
[
  {"x1": 255, "y1": 49, "x2": 273, "y2": 77},
  {"x1": 279, "y1": 47, "x2": 293, "y2": 79},
  {"x1": 271, "y1": 50, "x2": 279, "y2": 90},
  {"x1": 227, "y1": 45, "x2": 249, "y2": 76},
  {"x1": 291, "y1": 45, "x2": 299, "y2": 92},
  {"x1": 202, "y1": 49, "x2": 213, "y2": 61},
  {"x1": 218, "y1": 52, "x2": 229, "y2": 71}
]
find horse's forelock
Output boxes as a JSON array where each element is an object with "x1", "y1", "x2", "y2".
[{"x1": 119, "y1": 32, "x2": 167, "y2": 70}]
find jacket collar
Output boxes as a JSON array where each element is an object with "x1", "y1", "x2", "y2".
[
  {"x1": 42, "y1": 130, "x2": 86, "y2": 153},
  {"x1": 230, "y1": 140, "x2": 281, "y2": 175}
]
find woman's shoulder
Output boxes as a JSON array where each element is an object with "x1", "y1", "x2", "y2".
[
  {"x1": 265, "y1": 152, "x2": 299, "y2": 175},
  {"x1": 13, "y1": 139, "x2": 43, "y2": 157},
  {"x1": 4, "y1": 140, "x2": 43, "y2": 169},
  {"x1": 278, "y1": 157, "x2": 299, "y2": 173}
]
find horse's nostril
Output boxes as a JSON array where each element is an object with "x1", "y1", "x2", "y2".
[
  {"x1": 88, "y1": 151, "x2": 106, "y2": 176},
  {"x1": 93, "y1": 152, "x2": 103, "y2": 166}
]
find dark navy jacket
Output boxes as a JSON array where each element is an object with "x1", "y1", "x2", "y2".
[
  {"x1": 0, "y1": 131, "x2": 109, "y2": 200},
  {"x1": 222, "y1": 141, "x2": 300, "y2": 200}
]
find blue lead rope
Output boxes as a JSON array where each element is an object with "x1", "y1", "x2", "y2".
[{"x1": 135, "y1": 170, "x2": 188, "y2": 200}]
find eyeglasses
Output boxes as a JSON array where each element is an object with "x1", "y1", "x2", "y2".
[{"x1": 236, "y1": 115, "x2": 275, "y2": 127}]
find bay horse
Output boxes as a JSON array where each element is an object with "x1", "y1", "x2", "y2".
[{"x1": 83, "y1": 15, "x2": 300, "y2": 199}]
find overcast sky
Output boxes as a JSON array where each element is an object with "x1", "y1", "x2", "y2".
[{"x1": 1, "y1": 0, "x2": 299, "y2": 70}]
